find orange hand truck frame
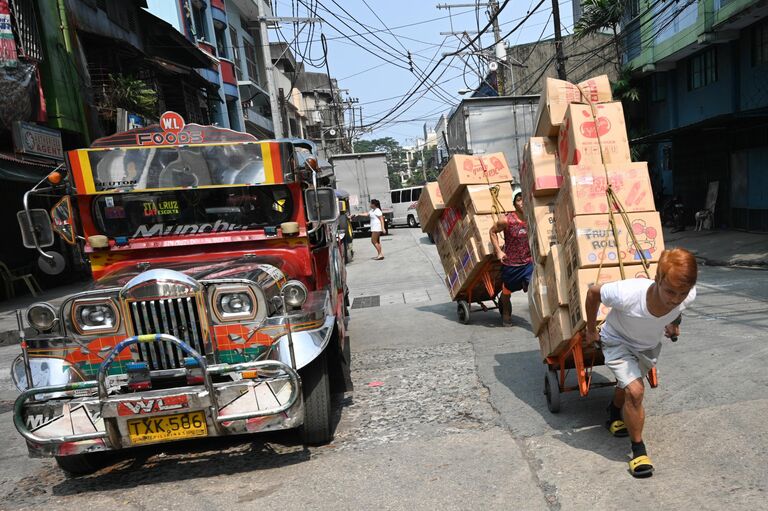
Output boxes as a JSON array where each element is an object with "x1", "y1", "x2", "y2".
[
  {"x1": 454, "y1": 259, "x2": 502, "y2": 324},
  {"x1": 543, "y1": 331, "x2": 659, "y2": 413}
]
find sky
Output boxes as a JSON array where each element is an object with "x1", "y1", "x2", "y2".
[
  {"x1": 280, "y1": 0, "x2": 577, "y2": 145},
  {"x1": 147, "y1": 0, "x2": 576, "y2": 146}
]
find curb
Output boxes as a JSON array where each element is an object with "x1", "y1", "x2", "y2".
[{"x1": 696, "y1": 256, "x2": 768, "y2": 270}]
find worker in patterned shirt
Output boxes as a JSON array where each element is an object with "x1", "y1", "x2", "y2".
[{"x1": 490, "y1": 192, "x2": 533, "y2": 327}]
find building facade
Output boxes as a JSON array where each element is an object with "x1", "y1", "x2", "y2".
[
  {"x1": 0, "y1": 0, "x2": 220, "y2": 289},
  {"x1": 293, "y1": 67, "x2": 346, "y2": 158},
  {"x1": 506, "y1": 32, "x2": 618, "y2": 95},
  {"x1": 625, "y1": 0, "x2": 768, "y2": 231},
  {"x1": 147, "y1": 0, "x2": 281, "y2": 137}
]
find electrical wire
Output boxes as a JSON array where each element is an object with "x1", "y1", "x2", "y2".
[
  {"x1": 361, "y1": 1, "x2": 515, "y2": 130},
  {"x1": 318, "y1": 0, "x2": 458, "y2": 105}
]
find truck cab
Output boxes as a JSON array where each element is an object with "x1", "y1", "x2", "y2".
[{"x1": 11, "y1": 113, "x2": 352, "y2": 475}]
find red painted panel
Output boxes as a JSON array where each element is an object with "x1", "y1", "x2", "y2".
[
  {"x1": 211, "y1": 0, "x2": 226, "y2": 10},
  {"x1": 198, "y1": 41, "x2": 217, "y2": 57},
  {"x1": 221, "y1": 59, "x2": 237, "y2": 85}
]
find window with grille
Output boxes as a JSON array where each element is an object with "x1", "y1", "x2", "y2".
[
  {"x1": 688, "y1": 48, "x2": 717, "y2": 90},
  {"x1": 243, "y1": 40, "x2": 259, "y2": 83},
  {"x1": 215, "y1": 26, "x2": 227, "y2": 58},
  {"x1": 752, "y1": 19, "x2": 768, "y2": 66},
  {"x1": 229, "y1": 25, "x2": 242, "y2": 80},
  {"x1": 192, "y1": 3, "x2": 208, "y2": 41},
  {"x1": 9, "y1": 0, "x2": 43, "y2": 61}
]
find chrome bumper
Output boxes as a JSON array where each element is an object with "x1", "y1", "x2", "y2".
[{"x1": 14, "y1": 334, "x2": 303, "y2": 458}]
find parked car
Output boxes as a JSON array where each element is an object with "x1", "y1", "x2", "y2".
[{"x1": 389, "y1": 186, "x2": 422, "y2": 228}]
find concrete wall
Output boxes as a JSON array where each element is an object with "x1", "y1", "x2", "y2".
[{"x1": 507, "y1": 33, "x2": 617, "y2": 96}]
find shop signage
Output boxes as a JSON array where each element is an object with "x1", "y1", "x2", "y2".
[{"x1": 12, "y1": 121, "x2": 64, "y2": 161}]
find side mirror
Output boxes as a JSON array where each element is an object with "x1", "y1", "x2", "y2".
[
  {"x1": 51, "y1": 196, "x2": 76, "y2": 245},
  {"x1": 17, "y1": 209, "x2": 54, "y2": 248},
  {"x1": 305, "y1": 187, "x2": 339, "y2": 223}
]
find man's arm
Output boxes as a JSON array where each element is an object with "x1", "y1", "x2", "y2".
[
  {"x1": 489, "y1": 218, "x2": 508, "y2": 263},
  {"x1": 585, "y1": 284, "x2": 604, "y2": 344},
  {"x1": 664, "y1": 314, "x2": 682, "y2": 341}
]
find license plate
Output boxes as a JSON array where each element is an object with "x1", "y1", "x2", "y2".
[{"x1": 127, "y1": 411, "x2": 208, "y2": 445}]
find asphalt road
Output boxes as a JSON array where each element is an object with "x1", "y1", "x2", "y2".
[{"x1": 0, "y1": 228, "x2": 766, "y2": 510}]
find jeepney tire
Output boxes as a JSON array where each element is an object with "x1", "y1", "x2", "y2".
[
  {"x1": 299, "y1": 350, "x2": 333, "y2": 445},
  {"x1": 544, "y1": 369, "x2": 561, "y2": 414},
  {"x1": 55, "y1": 452, "x2": 108, "y2": 476},
  {"x1": 407, "y1": 216, "x2": 417, "y2": 228}
]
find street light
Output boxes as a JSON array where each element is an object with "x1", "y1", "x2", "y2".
[{"x1": 458, "y1": 88, "x2": 473, "y2": 95}]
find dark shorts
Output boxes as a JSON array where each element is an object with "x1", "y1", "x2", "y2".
[{"x1": 501, "y1": 263, "x2": 533, "y2": 293}]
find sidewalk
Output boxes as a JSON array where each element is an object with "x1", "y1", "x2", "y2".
[{"x1": 663, "y1": 227, "x2": 768, "y2": 268}]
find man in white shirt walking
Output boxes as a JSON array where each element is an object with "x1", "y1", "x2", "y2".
[{"x1": 585, "y1": 248, "x2": 698, "y2": 478}]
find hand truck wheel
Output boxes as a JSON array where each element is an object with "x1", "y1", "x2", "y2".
[
  {"x1": 544, "y1": 368, "x2": 561, "y2": 413},
  {"x1": 457, "y1": 300, "x2": 470, "y2": 324}
]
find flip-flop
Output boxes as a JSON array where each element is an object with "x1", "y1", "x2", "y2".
[
  {"x1": 374, "y1": 256, "x2": 384, "y2": 260},
  {"x1": 628, "y1": 455, "x2": 654, "y2": 478},
  {"x1": 606, "y1": 419, "x2": 629, "y2": 437}
]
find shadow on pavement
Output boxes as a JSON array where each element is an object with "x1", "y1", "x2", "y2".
[
  {"x1": 49, "y1": 394, "x2": 351, "y2": 495},
  {"x1": 415, "y1": 301, "x2": 533, "y2": 330},
  {"x1": 493, "y1": 350, "x2": 629, "y2": 463},
  {"x1": 52, "y1": 433, "x2": 310, "y2": 496}
]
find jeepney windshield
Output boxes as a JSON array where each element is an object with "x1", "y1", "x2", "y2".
[
  {"x1": 92, "y1": 185, "x2": 294, "y2": 239},
  {"x1": 83, "y1": 144, "x2": 278, "y2": 192}
]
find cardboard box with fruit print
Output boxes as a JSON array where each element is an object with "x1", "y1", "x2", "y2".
[{"x1": 558, "y1": 102, "x2": 632, "y2": 168}]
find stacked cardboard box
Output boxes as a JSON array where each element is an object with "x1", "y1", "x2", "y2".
[
  {"x1": 418, "y1": 153, "x2": 515, "y2": 299},
  {"x1": 417, "y1": 182, "x2": 445, "y2": 232},
  {"x1": 522, "y1": 75, "x2": 664, "y2": 360}
]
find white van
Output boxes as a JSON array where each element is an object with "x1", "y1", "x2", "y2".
[{"x1": 389, "y1": 186, "x2": 423, "y2": 227}]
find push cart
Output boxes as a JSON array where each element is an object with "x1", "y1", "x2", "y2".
[
  {"x1": 543, "y1": 332, "x2": 658, "y2": 413},
  {"x1": 454, "y1": 260, "x2": 503, "y2": 324}
]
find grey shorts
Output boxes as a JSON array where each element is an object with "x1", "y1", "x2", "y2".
[{"x1": 601, "y1": 337, "x2": 662, "y2": 389}]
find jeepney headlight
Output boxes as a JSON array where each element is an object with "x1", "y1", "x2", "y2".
[
  {"x1": 27, "y1": 303, "x2": 57, "y2": 332},
  {"x1": 71, "y1": 298, "x2": 120, "y2": 335},
  {"x1": 282, "y1": 280, "x2": 308, "y2": 309},
  {"x1": 212, "y1": 286, "x2": 257, "y2": 321}
]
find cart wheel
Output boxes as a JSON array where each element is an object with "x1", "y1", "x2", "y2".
[
  {"x1": 457, "y1": 301, "x2": 470, "y2": 324},
  {"x1": 544, "y1": 369, "x2": 561, "y2": 413}
]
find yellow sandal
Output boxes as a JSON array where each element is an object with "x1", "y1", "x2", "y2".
[
  {"x1": 628, "y1": 455, "x2": 654, "y2": 478},
  {"x1": 607, "y1": 419, "x2": 629, "y2": 437}
]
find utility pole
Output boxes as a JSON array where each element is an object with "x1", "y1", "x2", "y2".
[
  {"x1": 551, "y1": 0, "x2": 567, "y2": 80},
  {"x1": 437, "y1": 2, "x2": 508, "y2": 96},
  {"x1": 278, "y1": 88, "x2": 292, "y2": 137},
  {"x1": 314, "y1": 90, "x2": 327, "y2": 157},
  {"x1": 420, "y1": 144, "x2": 427, "y2": 183},
  {"x1": 251, "y1": 1, "x2": 319, "y2": 138},
  {"x1": 489, "y1": 1, "x2": 507, "y2": 96},
  {"x1": 256, "y1": 0, "x2": 284, "y2": 138}
]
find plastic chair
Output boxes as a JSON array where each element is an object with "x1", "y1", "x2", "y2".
[{"x1": 0, "y1": 262, "x2": 42, "y2": 298}]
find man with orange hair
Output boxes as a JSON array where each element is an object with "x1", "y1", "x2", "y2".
[{"x1": 585, "y1": 248, "x2": 698, "y2": 478}]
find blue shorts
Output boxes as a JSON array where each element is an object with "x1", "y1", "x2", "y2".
[{"x1": 501, "y1": 263, "x2": 533, "y2": 293}]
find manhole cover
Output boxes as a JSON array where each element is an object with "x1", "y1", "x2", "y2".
[{"x1": 351, "y1": 295, "x2": 380, "y2": 309}]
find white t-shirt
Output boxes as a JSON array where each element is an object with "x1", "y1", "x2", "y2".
[
  {"x1": 600, "y1": 278, "x2": 697, "y2": 350},
  {"x1": 369, "y1": 208, "x2": 383, "y2": 232}
]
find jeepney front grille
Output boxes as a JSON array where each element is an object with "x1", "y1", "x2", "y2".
[{"x1": 128, "y1": 297, "x2": 207, "y2": 370}]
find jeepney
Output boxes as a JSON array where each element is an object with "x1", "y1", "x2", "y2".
[{"x1": 11, "y1": 113, "x2": 352, "y2": 475}]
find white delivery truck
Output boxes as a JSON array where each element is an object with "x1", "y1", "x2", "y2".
[
  {"x1": 331, "y1": 152, "x2": 393, "y2": 233},
  {"x1": 446, "y1": 95, "x2": 539, "y2": 182}
]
